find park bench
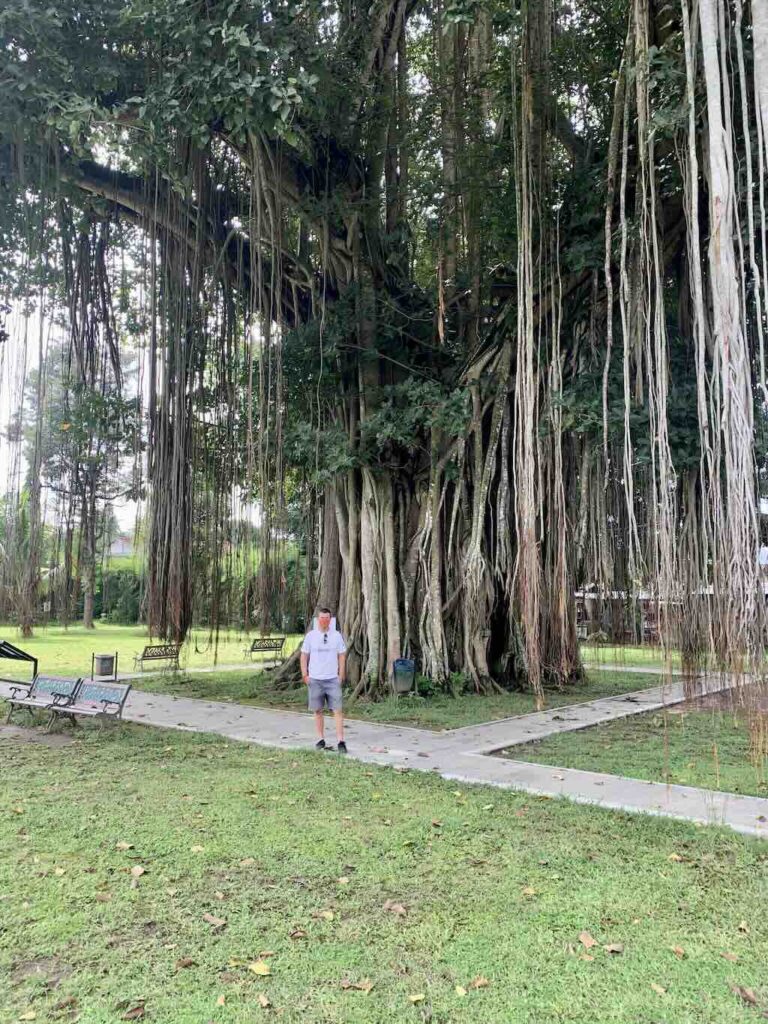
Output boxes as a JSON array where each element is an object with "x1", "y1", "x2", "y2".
[
  {"x1": 5, "y1": 675, "x2": 82, "y2": 724},
  {"x1": 242, "y1": 636, "x2": 285, "y2": 666},
  {"x1": 48, "y1": 680, "x2": 132, "y2": 730},
  {"x1": 133, "y1": 644, "x2": 181, "y2": 672}
]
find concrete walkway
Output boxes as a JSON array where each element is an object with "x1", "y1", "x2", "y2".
[{"x1": 3, "y1": 676, "x2": 767, "y2": 839}]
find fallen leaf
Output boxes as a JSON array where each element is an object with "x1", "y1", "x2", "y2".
[
  {"x1": 341, "y1": 979, "x2": 374, "y2": 992},
  {"x1": 580, "y1": 954, "x2": 595, "y2": 962},
  {"x1": 12, "y1": 807, "x2": 25, "y2": 814},
  {"x1": 579, "y1": 932, "x2": 598, "y2": 950},
  {"x1": 337, "y1": 877, "x2": 350, "y2": 885},
  {"x1": 482, "y1": 804, "x2": 494, "y2": 811},
  {"x1": 431, "y1": 820, "x2": 443, "y2": 828},
  {"x1": 18, "y1": 1013, "x2": 36, "y2": 1021},
  {"x1": 383, "y1": 900, "x2": 407, "y2": 917},
  {"x1": 521, "y1": 886, "x2": 538, "y2": 897},
  {"x1": 214, "y1": 891, "x2": 225, "y2": 901},
  {"x1": 54, "y1": 867, "x2": 66, "y2": 877},
  {"x1": 670, "y1": 946, "x2": 685, "y2": 959},
  {"x1": 455, "y1": 985, "x2": 467, "y2": 997},
  {"x1": 257, "y1": 994, "x2": 271, "y2": 1009},
  {"x1": 604, "y1": 943, "x2": 624, "y2": 955},
  {"x1": 216, "y1": 996, "x2": 226, "y2": 1007},
  {"x1": 202, "y1": 913, "x2": 227, "y2": 931},
  {"x1": 319, "y1": 910, "x2": 334, "y2": 921},
  {"x1": 166, "y1": 888, "x2": 178, "y2": 897},
  {"x1": 121, "y1": 1007, "x2": 146, "y2": 1021},
  {"x1": 289, "y1": 928, "x2": 307, "y2": 939},
  {"x1": 408, "y1": 994, "x2": 425, "y2": 1004},
  {"x1": 190, "y1": 845, "x2": 205, "y2": 854},
  {"x1": 175, "y1": 958, "x2": 197, "y2": 970},
  {"x1": 130, "y1": 866, "x2": 146, "y2": 878},
  {"x1": 668, "y1": 853, "x2": 683, "y2": 863},
  {"x1": 258, "y1": 951, "x2": 276, "y2": 958},
  {"x1": 116, "y1": 842, "x2": 134, "y2": 851},
  {"x1": 730, "y1": 985, "x2": 759, "y2": 1007},
  {"x1": 95, "y1": 892, "x2": 112, "y2": 903},
  {"x1": 738, "y1": 920, "x2": 750, "y2": 934},
  {"x1": 469, "y1": 976, "x2": 489, "y2": 989},
  {"x1": 239, "y1": 858, "x2": 256, "y2": 867},
  {"x1": 54, "y1": 997, "x2": 78, "y2": 1011},
  {"x1": 650, "y1": 983, "x2": 667, "y2": 996},
  {"x1": 721, "y1": 951, "x2": 739, "y2": 963},
  {"x1": 248, "y1": 960, "x2": 271, "y2": 976}
]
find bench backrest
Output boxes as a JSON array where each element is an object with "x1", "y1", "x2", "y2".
[
  {"x1": 141, "y1": 644, "x2": 180, "y2": 659},
  {"x1": 74, "y1": 681, "x2": 132, "y2": 709},
  {"x1": 250, "y1": 637, "x2": 285, "y2": 651},
  {"x1": 30, "y1": 675, "x2": 81, "y2": 700}
]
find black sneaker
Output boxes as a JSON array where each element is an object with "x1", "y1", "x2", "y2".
[
  {"x1": 315, "y1": 739, "x2": 326, "y2": 750},
  {"x1": 337, "y1": 741, "x2": 347, "y2": 755}
]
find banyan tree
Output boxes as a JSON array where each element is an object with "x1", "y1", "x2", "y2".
[{"x1": 1, "y1": 0, "x2": 767, "y2": 696}]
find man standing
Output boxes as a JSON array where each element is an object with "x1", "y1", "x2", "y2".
[{"x1": 300, "y1": 607, "x2": 348, "y2": 753}]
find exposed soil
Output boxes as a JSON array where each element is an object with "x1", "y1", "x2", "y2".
[{"x1": 0, "y1": 723, "x2": 75, "y2": 747}]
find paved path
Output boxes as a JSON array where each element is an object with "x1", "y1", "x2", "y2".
[{"x1": 3, "y1": 675, "x2": 767, "y2": 838}]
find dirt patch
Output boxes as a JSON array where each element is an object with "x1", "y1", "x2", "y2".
[
  {"x1": 668, "y1": 681, "x2": 768, "y2": 716},
  {"x1": 0, "y1": 723, "x2": 75, "y2": 747},
  {"x1": 12, "y1": 956, "x2": 72, "y2": 989}
]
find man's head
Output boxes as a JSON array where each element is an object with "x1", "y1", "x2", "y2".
[{"x1": 317, "y1": 607, "x2": 332, "y2": 632}]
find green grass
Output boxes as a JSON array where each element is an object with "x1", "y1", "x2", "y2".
[
  {"x1": 498, "y1": 708, "x2": 768, "y2": 797},
  {"x1": 127, "y1": 670, "x2": 664, "y2": 731},
  {"x1": 581, "y1": 644, "x2": 680, "y2": 668},
  {"x1": 0, "y1": 624, "x2": 302, "y2": 681},
  {"x1": 2, "y1": 718, "x2": 768, "y2": 1023}
]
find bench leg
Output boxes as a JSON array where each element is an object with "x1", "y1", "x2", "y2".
[{"x1": 5, "y1": 703, "x2": 16, "y2": 724}]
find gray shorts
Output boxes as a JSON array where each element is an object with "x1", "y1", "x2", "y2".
[{"x1": 308, "y1": 677, "x2": 342, "y2": 711}]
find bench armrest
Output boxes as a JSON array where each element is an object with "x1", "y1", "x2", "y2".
[
  {"x1": 50, "y1": 692, "x2": 75, "y2": 708},
  {"x1": 8, "y1": 685, "x2": 29, "y2": 698}
]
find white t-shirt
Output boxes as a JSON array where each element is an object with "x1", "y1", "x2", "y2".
[{"x1": 301, "y1": 628, "x2": 347, "y2": 680}]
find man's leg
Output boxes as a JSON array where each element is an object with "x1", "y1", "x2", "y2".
[
  {"x1": 333, "y1": 709, "x2": 344, "y2": 743},
  {"x1": 314, "y1": 710, "x2": 326, "y2": 741}
]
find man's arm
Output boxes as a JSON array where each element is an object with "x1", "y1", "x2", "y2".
[
  {"x1": 300, "y1": 651, "x2": 309, "y2": 684},
  {"x1": 338, "y1": 652, "x2": 347, "y2": 683}
]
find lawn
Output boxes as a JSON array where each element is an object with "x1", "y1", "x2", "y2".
[
  {"x1": 497, "y1": 708, "x2": 768, "y2": 797},
  {"x1": 2, "y1": 718, "x2": 767, "y2": 1024},
  {"x1": 127, "y1": 669, "x2": 666, "y2": 731},
  {"x1": 0, "y1": 624, "x2": 302, "y2": 681}
]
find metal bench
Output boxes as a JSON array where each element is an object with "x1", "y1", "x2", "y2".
[
  {"x1": 132, "y1": 644, "x2": 181, "y2": 672},
  {"x1": 48, "y1": 680, "x2": 132, "y2": 730},
  {"x1": 242, "y1": 636, "x2": 285, "y2": 666},
  {"x1": 5, "y1": 675, "x2": 82, "y2": 724}
]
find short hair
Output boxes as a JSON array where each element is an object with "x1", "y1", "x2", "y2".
[{"x1": 317, "y1": 607, "x2": 332, "y2": 616}]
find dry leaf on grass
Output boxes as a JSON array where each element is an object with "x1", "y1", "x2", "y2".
[
  {"x1": 603, "y1": 943, "x2": 624, "y2": 955},
  {"x1": 337, "y1": 877, "x2": 350, "y2": 885},
  {"x1": 408, "y1": 994, "x2": 425, "y2": 1004},
  {"x1": 215, "y1": 996, "x2": 226, "y2": 1007},
  {"x1": 95, "y1": 892, "x2": 112, "y2": 903},
  {"x1": 54, "y1": 868, "x2": 66, "y2": 877},
  {"x1": 580, "y1": 954, "x2": 595, "y2": 962},
  {"x1": 120, "y1": 1006, "x2": 146, "y2": 1021},
  {"x1": 248, "y1": 960, "x2": 271, "y2": 976},
  {"x1": 130, "y1": 866, "x2": 146, "y2": 878},
  {"x1": 18, "y1": 1013, "x2": 36, "y2": 1021},
  {"x1": 202, "y1": 913, "x2": 227, "y2": 931},
  {"x1": 116, "y1": 842, "x2": 134, "y2": 851},
  {"x1": 668, "y1": 853, "x2": 683, "y2": 863},
  {"x1": 214, "y1": 891, "x2": 225, "y2": 901},
  {"x1": 521, "y1": 886, "x2": 537, "y2": 897},
  {"x1": 341, "y1": 979, "x2": 374, "y2": 993},
  {"x1": 289, "y1": 928, "x2": 307, "y2": 940},
  {"x1": 383, "y1": 900, "x2": 407, "y2": 916},
  {"x1": 730, "y1": 985, "x2": 759, "y2": 1007},
  {"x1": 175, "y1": 958, "x2": 197, "y2": 970},
  {"x1": 257, "y1": 994, "x2": 271, "y2": 1009},
  {"x1": 721, "y1": 952, "x2": 739, "y2": 963},
  {"x1": 239, "y1": 857, "x2": 256, "y2": 867},
  {"x1": 190, "y1": 845, "x2": 205, "y2": 854},
  {"x1": 455, "y1": 986, "x2": 467, "y2": 997},
  {"x1": 738, "y1": 920, "x2": 750, "y2": 934},
  {"x1": 579, "y1": 932, "x2": 598, "y2": 950},
  {"x1": 650, "y1": 983, "x2": 667, "y2": 996},
  {"x1": 670, "y1": 946, "x2": 685, "y2": 959},
  {"x1": 469, "y1": 976, "x2": 489, "y2": 989}
]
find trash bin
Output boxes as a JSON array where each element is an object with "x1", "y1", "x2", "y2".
[
  {"x1": 94, "y1": 653, "x2": 115, "y2": 677},
  {"x1": 392, "y1": 658, "x2": 416, "y2": 695}
]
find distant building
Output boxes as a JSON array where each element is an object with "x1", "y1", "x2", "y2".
[{"x1": 109, "y1": 533, "x2": 133, "y2": 558}]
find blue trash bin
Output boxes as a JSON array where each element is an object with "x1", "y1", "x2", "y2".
[{"x1": 392, "y1": 658, "x2": 416, "y2": 695}]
